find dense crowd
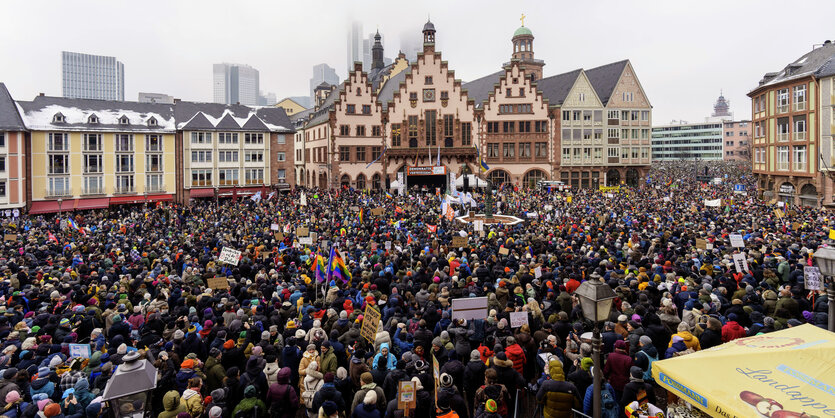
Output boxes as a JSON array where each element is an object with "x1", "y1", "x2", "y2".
[{"x1": 0, "y1": 160, "x2": 827, "y2": 418}]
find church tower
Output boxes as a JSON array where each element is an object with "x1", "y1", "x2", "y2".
[
  {"x1": 422, "y1": 19, "x2": 436, "y2": 53},
  {"x1": 372, "y1": 30, "x2": 384, "y2": 70},
  {"x1": 511, "y1": 16, "x2": 544, "y2": 81}
]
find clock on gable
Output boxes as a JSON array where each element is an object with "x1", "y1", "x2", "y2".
[{"x1": 422, "y1": 88, "x2": 436, "y2": 102}]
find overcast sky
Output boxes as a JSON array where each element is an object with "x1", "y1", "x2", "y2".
[{"x1": 1, "y1": 0, "x2": 833, "y2": 123}]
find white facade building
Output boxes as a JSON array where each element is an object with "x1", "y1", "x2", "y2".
[
  {"x1": 61, "y1": 51, "x2": 124, "y2": 101},
  {"x1": 213, "y1": 63, "x2": 260, "y2": 106}
]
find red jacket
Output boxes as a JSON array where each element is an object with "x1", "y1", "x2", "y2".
[
  {"x1": 721, "y1": 321, "x2": 746, "y2": 342},
  {"x1": 504, "y1": 343, "x2": 526, "y2": 376},
  {"x1": 603, "y1": 349, "x2": 633, "y2": 391}
]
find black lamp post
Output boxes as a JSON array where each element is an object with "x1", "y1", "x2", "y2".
[
  {"x1": 814, "y1": 245, "x2": 835, "y2": 332},
  {"x1": 574, "y1": 279, "x2": 616, "y2": 418},
  {"x1": 101, "y1": 351, "x2": 157, "y2": 417}
]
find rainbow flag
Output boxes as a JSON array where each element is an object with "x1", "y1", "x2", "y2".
[
  {"x1": 315, "y1": 253, "x2": 328, "y2": 283},
  {"x1": 67, "y1": 218, "x2": 86, "y2": 235},
  {"x1": 359, "y1": 208, "x2": 364, "y2": 224},
  {"x1": 385, "y1": 191, "x2": 393, "y2": 199},
  {"x1": 328, "y1": 247, "x2": 352, "y2": 285}
]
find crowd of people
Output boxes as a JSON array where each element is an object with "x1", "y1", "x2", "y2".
[{"x1": 0, "y1": 160, "x2": 827, "y2": 418}]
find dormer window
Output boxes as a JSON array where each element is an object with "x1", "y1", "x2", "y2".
[
  {"x1": 88, "y1": 114, "x2": 99, "y2": 124},
  {"x1": 147, "y1": 117, "x2": 158, "y2": 127},
  {"x1": 118, "y1": 115, "x2": 129, "y2": 125},
  {"x1": 52, "y1": 113, "x2": 65, "y2": 123}
]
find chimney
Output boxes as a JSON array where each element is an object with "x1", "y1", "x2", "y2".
[
  {"x1": 174, "y1": 98, "x2": 180, "y2": 103},
  {"x1": 39, "y1": 93, "x2": 44, "y2": 96}
]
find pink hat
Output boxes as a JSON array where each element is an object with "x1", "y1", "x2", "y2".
[{"x1": 5, "y1": 390, "x2": 20, "y2": 403}]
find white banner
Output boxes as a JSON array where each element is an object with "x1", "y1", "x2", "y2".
[
  {"x1": 299, "y1": 237, "x2": 313, "y2": 245},
  {"x1": 534, "y1": 266, "x2": 542, "y2": 278},
  {"x1": 473, "y1": 220, "x2": 484, "y2": 232},
  {"x1": 451, "y1": 297, "x2": 488, "y2": 321},
  {"x1": 804, "y1": 266, "x2": 823, "y2": 291},
  {"x1": 219, "y1": 247, "x2": 241, "y2": 266},
  {"x1": 270, "y1": 223, "x2": 279, "y2": 231},
  {"x1": 704, "y1": 199, "x2": 721, "y2": 207},
  {"x1": 300, "y1": 193, "x2": 307, "y2": 206},
  {"x1": 732, "y1": 253, "x2": 749, "y2": 273}
]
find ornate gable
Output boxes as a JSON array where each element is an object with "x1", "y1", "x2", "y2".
[
  {"x1": 607, "y1": 63, "x2": 651, "y2": 108},
  {"x1": 562, "y1": 71, "x2": 603, "y2": 108}
]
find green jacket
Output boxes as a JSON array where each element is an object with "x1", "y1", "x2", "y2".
[
  {"x1": 204, "y1": 356, "x2": 226, "y2": 392},
  {"x1": 158, "y1": 391, "x2": 187, "y2": 418},
  {"x1": 320, "y1": 347, "x2": 337, "y2": 375},
  {"x1": 232, "y1": 397, "x2": 267, "y2": 417}
]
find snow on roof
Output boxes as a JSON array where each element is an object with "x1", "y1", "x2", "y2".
[{"x1": 18, "y1": 101, "x2": 175, "y2": 132}]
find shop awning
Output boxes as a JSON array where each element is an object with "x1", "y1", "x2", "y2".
[
  {"x1": 148, "y1": 194, "x2": 174, "y2": 202},
  {"x1": 28, "y1": 200, "x2": 63, "y2": 214},
  {"x1": 75, "y1": 198, "x2": 110, "y2": 210},
  {"x1": 189, "y1": 188, "x2": 214, "y2": 198},
  {"x1": 110, "y1": 195, "x2": 147, "y2": 205},
  {"x1": 653, "y1": 324, "x2": 835, "y2": 418}
]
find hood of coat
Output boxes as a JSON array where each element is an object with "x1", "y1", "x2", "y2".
[
  {"x1": 277, "y1": 367, "x2": 292, "y2": 383},
  {"x1": 183, "y1": 388, "x2": 200, "y2": 401},
  {"x1": 547, "y1": 358, "x2": 565, "y2": 381},
  {"x1": 162, "y1": 390, "x2": 181, "y2": 411},
  {"x1": 306, "y1": 361, "x2": 323, "y2": 380}
]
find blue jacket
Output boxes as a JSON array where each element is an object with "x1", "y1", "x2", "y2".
[
  {"x1": 372, "y1": 343, "x2": 397, "y2": 371},
  {"x1": 583, "y1": 382, "x2": 616, "y2": 415},
  {"x1": 392, "y1": 328, "x2": 414, "y2": 354}
]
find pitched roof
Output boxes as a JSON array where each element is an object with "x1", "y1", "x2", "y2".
[
  {"x1": 175, "y1": 101, "x2": 292, "y2": 132},
  {"x1": 215, "y1": 113, "x2": 241, "y2": 129},
  {"x1": 241, "y1": 115, "x2": 269, "y2": 130},
  {"x1": 462, "y1": 70, "x2": 504, "y2": 109},
  {"x1": 305, "y1": 85, "x2": 341, "y2": 128},
  {"x1": 377, "y1": 70, "x2": 408, "y2": 111},
  {"x1": 585, "y1": 60, "x2": 628, "y2": 106},
  {"x1": 816, "y1": 55, "x2": 835, "y2": 78},
  {"x1": 535, "y1": 69, "x2": 582, "y2": 106},
  {"x1": 179, "y1": 112, "x2": 215, "y2": 130},
  {"x1": 0, "y1": 83, "x2": 25, "y2": 131},
  {"x1": 753, "y1": 42, "x2": 835, "y2": 92},
  {"x1": 16, "y1": 95, "x2": 175, "y2": 132}
]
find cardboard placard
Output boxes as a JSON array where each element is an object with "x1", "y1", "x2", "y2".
[
  {"x1": 451, "y1": 297, "x2": 488, "y2": 321},
  {"x1": 696, "y1": 239, "x2": 707, "y2": 250},
  {"x1": 804, "y1": 266, "x2": 823, "y2": 290},
  {"x1": 773, "y1": 209, "x2": 785, "y2": 218},
  {"x1": 360, "y1": 305, "x2": 381, "y2": 343},
  {"x1": 350, "y1": 206, "x2": 360, "y2": 212},
  {"x1": 398, "y1": 380, "x2": 416, "y2": 414},
  {"x1": 789, "y1": 209, "x2": 797, "y2": 217},
  {"x1": 370, "y1": 208, "x2": 384, "y2": 216},
  {"x1": 274, "y1": 232, "x2": 284, "y2": 242},
  {"x1": 792, "y1": 222, "x2": 801, "y2": 231},
  {"x1": 296, "y1": 227, "x2": 309, "y2": 237},
  {"x1": 498, "y1": 247, "x2": 509, "y2": 256},
  {"x1": 452, "y1": 236, "x2": 468, "y2": 248},
  {"x1": 729, "y1": 234, "x2": 744, "y2": 248},
  {"x1": 207, "y1": 277, "x2": 229, "y2": 290},
  {"x1": 299, "y1": 237, "x2": 313, "y2": 245},
  {"x1": 510, "y1": 311, "x2": 528, "y2": 328},
  {"x1": 219, "y1": 247, "x2": 241, "y2": 266},
  {"x1": 3, "y1": 234, "x2": 16, "y2": 242}
]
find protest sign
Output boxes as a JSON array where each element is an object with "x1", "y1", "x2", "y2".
[
  {"x1": 732, "y1": 253, "x2": 749, "y2": 273},
  {"x1": 773, "y1": 209, "x2": 785, "y2": 218},
  {"x1": 452, "y1": 236, "x2": 468, "y2": 248},
  {"x1": 527, "y1": 212, "x2": 538, "y2": 218},
  {"x1": 534, "y1": 266, "x2": 542, "y2": 278},
  {"x1": 219, "y1": 247, "x2": 241, "y2": 266},
  {"x1": 398, "y1": 381, "x2": 416, "y2": 416},
  {"x1": 385, "y1": 241, "x2": 392, "y2": 250},
  {"x1": 498, "y1": 247, "x2": 509, "y2": 256},
  {"x1": 704, "y1": 199, "x2": 721, "y2": 207},
  {"x1": 510, "y1": 311, "x2": 528, "y2": 328},
  {"x1": 804, "y1": 266, "x2": 823, "y2": 291},
  {"x1": 299, "y1": 237, "x2": 313, "y2": 245},
  {"x1": 696, "y1": 239, "x2": 707, "y2": 250},
  {"x1": 296, "y1": 227, "x2": 309, "y2": 237},
  {"x1": 370, "y1": 208, "x2": 384, "y2": 216},
  {"x1": 274, "y1": 232, "x2": 284, "y2": 242},
  {"x1": 451, "y1": 297, "x2": 487, "y2": 321},
  {"x1": 349, "y1": 206, "x2": 360, "y2": 212},
  {"x1": 207, "y1": 277, "x2": 229, "y2": 290},
  {"x1": 792, "y1": 222, "x2": 801, "y2": 231},
  {"x1": 69, "y1": 343, "x2": 91, "y2": 359},
  {"x1": 473, "y1": 220, "x2": 484, "y2": 232},
  {"x1": 729, "y1": 234, "x2": 744, "y2": 248},
  {"x1": 360, "y1": 305, "x2": 381, "y2": 343},
  {"x1": 270, "y1": 223, "x2": 279, "y2": 231}
]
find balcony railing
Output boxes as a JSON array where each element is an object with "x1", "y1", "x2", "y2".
[
  {"x1": 777, "y1": 133, "x2": 790, "y2": 142},
  {"x1": 82, "y1": 186, "x2": 104, "y2": 196},
  {"x1": 45, "y1": 189, "x2": 72, "y2": 198},
  {"x1": 777, "y1": 162, "x2": 789, "y2": 171},
  {"x1": 794, "y1": 163, "x2": 807, "y2": 172},
  {"x1": 777, "y1": 104, "x2": 789, "y2": 113},
  {"x1": 794, "y1": 102, "x2": 807, "y2": 112},
  {"x1": 145, "y1": 184, "x2": 166, "y2": 193},
  {"x1": 793, "y1": 132, "x2": 806, "y2": 141},
  {"x1": 114, "y1": 185, "x2": 135, "y2": 194}
]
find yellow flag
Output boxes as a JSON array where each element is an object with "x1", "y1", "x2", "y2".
[
  {"x1": 567, "y1": 196, "x2": 573, "y2": 204},
  {"x1": 829, "y1": 229, "x2": 835, "y2": 240}
]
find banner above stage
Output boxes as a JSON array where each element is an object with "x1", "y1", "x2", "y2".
[{"x1": 407, "y1": 166, "x2": 447, "y2": 176}]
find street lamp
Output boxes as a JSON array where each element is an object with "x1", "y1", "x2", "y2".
[
  {"x1": 813, "y1": 245, "x2": 835, "y2": 332},
  {"x1": 101, "y1": 351, "x2": 157, "y2": 417},
  {"x1": 57, "y1": 198, "x2": 63, "y2": 219},
  {"x1": 574, "y1": 278, "x2": 616, "y2": 418}
]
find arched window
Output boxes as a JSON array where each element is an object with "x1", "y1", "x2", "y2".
[
  {"x1": 487, "y1": 170, "x2": 509, "y2": 186},
  {"x1": 341, "y1": 174, "x2": 350, "y2": 188},
  {"x1": 356, "y1": 174, "x2": 366, "y2": 190},
  {"x1": 372, "y1": 173, "x2": 381, "y2": 190},
  {"x1": 523, "y1": 169, "x2": 547, "y2": 188}
]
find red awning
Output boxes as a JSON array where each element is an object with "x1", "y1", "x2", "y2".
[
  {"x1": 75, "y1": 198, "x2": 110, "y2": 210},
  {"x1": 148, "y1": 194, "x2": 174, "y2": 202},
  {"x1": 28, "y1": 200, "x2": 63, "y2": 214},
  {"x1": 189, "y1": 188, "x2": 215, "y2": 198},
  {"x1": 109, "y1": 195, "x2": 147, "y2": 205}
]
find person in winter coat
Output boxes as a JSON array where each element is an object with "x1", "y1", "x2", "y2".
[
  {"x1": 473, "y1": 398, "x2": 503, "y2": 418},
  {"x1": 372, "y1": 343, "x2": 397, "y2": 371},
  {"x1": 669, "y1": 322, "x2": 701, "y2": 351},
  {"x1": 722, "y1": 313, "x2": 747, "y2": 342},
  {"x1": 602, "y1": 340, "x2": 632, "y2": 399},
  {"x1": 231, "y1": 385, "x2": 267, "y2": 417},
  {"x1": 474, "y1": 369, "x2": 511, "y2": 418},
  {"x1": 489, "y1": 351, "x2": 525, "y2": 408},
  {"x1": 349, "y1": 349, "x2": 370, "y2": 388},
  {"x1": 299, "y1": 344, "x2": 322, "y2": 391},
  {"x1": 206, "y1": 388, "x2": 230, "y2": 418},
  {"x1": 620, "y1": 367, "x2": 657, "y2": 411},
  {"x1": 625, "y1": 321, "x2": 646, "y2": 358},
  {"x1": 351, "y1": 372, "x2": 386, "y2": 414},
  {"x1": 266, "y1": 367, "x2": 298, "y2": 418},
  {"x1": 665, "y1": 335, "x2": 690, "y2": 358},
  {"x1": 175, "y1": 359, "x2": 198, "y2": 393},
  {"x1": 182, "y1": 377, "x2": 204, "y2": 418},
  {"x1": 319, "y1": 342, "x2": 338, "y2": 375},
  {"x1": 447, "y1": 319, "x2": 475, "y2": 360},
  {"x1": 582, "y1": 371, "x2": 618, "y2": 417},
  {"x1": 239, "y1": 356, "x2": 268, "y2": 400},
  {"x1": 503, "y1": 337, "x2": 526, "y2": 377},
  {"x1": 312, "y1": 372, "x2": 345, "y2": 418},
  {"x1": 463, "y1": 350, "x2": 486, "y2": 412},
  {"x1": 203, "y1": 348, "x2": 226, "y2": 393},
  {"x1": 29, "y1": 367, "x2": 54, "y2": 400},
  {"x1": 536, "y1": 358, "x2": 580, "y2": 418},
  {"x1": 699, "y1": 317, "x2": 724, "y2": 349},
  {"x1": 1, "y1": 391, "x2": 27, "y2": 418},
  {"x1": 438, "y1": 373, "x2": 469, "y2": 418},
  {"x1": 351, "y1": 390, "x2": 381, "y2": 418},
  {"x1": 0, "y1": 369, "x2": 20, "y2": 407},
  {"x1": 301, "y1": 361, "x2": 325, "y2": 418},
  {"x1": 72, "y1": 378, "x2": 94, "y2": 411},
  {"x1": 632, "y1": 336, "x2": 659, "y2": 378},
  {"x1": 158, "y1": 390, "x2": 187, "y2": 418}
]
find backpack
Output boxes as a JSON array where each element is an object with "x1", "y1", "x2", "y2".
[
  {"x1": 638, "y1": 350, "x2": 658, "y2": 383},
  {"x1": 301, "y1": 380, "x2": 317, "y2": 409},
  {"x1": 601, "y1": 388, "x2": 619, "y2": 418}
]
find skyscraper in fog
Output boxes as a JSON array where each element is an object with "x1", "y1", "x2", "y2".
[
  {"x1": 347, "y1": 21, "x2": 364, "y2": 74},
  {"x1": 61, "y1": 51, "x2": 124, "y2": 101},
  {"x1": 310, "y1": 64, "x2": 340, "y2": 99},
  {"x1": 213, "y1": 63, "x2": 260, "y2": 106}
]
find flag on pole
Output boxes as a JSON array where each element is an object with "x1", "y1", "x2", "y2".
[
  {"x1": 268, "y1": 192, "x2": 276, "y2": 200},
  {"x1": 359, "y1": 208, "x2": 364, "y2": 224},
  {"x1": 427, "y1": 224, "x2": 437, "y2": 233},
  {"x1": 366, "y1": 145, "x2": 387, "y2": 169},
  {"x1": 329, "y1": 247, "x2": 352, "y2": 285},
  {"x1": 67, "y1": 219, "x2": 86, "y2": 235},
  {"x1": 48, "y1": 232, "x2": 58, "y2": 244},
  {"x1": 475, "y1": 145, "x2": 489, "y2": 172},
  {"x1": 385, "y1": 191, "x2": 393, "y2": 199},
  {"x1": 251, "y1": 191, "x2": 262, "y2": 202},
  {"x1": 446, "y1": 205, "x2": 455, "y2": 222},
  {"x1": 315, "y1": 253, "x2": 328, "y2": 283}
]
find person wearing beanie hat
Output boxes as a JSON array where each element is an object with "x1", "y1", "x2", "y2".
[
  {"x1": 621, "y1": 365, "x2": 657, "y2": 411},
  {"x1": 350, "y1": 371, "x2": 385, "y2": 414},
  {"x1": 43, "y1": 402, "x2": 62, "y2": 418},
  {"x1": 722, "y1": 313, "x2": 747, "y2": 342},
  {"x1": 232, "y1": 385, "x2": 267, "y2": 417},
  {"x1": 320, "y1": 400, "x2": 339, "y2": 417},
  {"x1": 208, "y1": 406, "x2": 223, "y2": 418}
]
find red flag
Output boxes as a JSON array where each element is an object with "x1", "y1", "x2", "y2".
[
  {"x1": 427, "y1": 224, "x2": 437, "y2": 233},
  {"x1": 48, "y1": 232, "x2": 58, "y2": 244}
]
